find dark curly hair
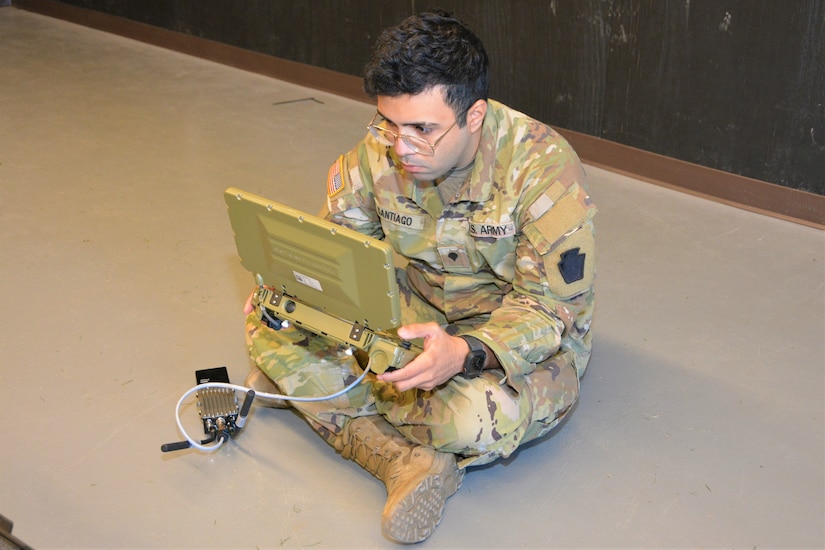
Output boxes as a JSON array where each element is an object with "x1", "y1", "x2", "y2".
[{"x1": 363, "y1": 11, "x2": 489, "y2": 126}]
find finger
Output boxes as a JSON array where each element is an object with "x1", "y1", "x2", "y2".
[
  {"x1": 378, "y1": 353, "x2": 429, "y2": 383},
  {"x1": 381, "y1": 370, "x2": 428, "y2": 393},
  {"x1": 378, "y1": 360, "x2": 421, "y2": 383},
  {"x1": 397, "y1": 322, "x2": 437, "y2": 340},
  {"x1": 243, "y1": 291, "x2": 255, "y2": 314}
]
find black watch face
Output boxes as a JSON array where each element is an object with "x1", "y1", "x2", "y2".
[{"x1": 464, "y1": 350, "x2": 486, "y2": 377}]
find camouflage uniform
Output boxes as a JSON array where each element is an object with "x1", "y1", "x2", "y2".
[{"x1": 246, "y1": 99, "x2": 596, "y2": 467}]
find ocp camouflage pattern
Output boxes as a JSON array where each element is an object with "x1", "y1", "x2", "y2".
[{"x1": 247, "y1": 99, "x2": 596, "y2": 466}]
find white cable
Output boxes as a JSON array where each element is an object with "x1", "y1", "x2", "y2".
[{"x1": 173, "y1": 366, "x2": 372, "y2": 452}]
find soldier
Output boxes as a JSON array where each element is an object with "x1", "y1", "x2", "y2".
[{"x1": 243, "y1": 10, "x2": 596, "y2": 544}]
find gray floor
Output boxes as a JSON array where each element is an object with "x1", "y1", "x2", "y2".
[{"x1": 1, "y1": 8, "x2": 823, "y2": 550}]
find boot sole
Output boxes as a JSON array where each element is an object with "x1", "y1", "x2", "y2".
[{"x1": 381, "y1": 456, "x2": 464, "y2": 543}]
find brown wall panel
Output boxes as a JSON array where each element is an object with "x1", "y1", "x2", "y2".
[{"x1": 12, "y1": 0, "x2": 825, "y2": 204}]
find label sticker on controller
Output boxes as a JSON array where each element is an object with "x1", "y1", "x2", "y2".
[{"x1": 293, "y1": 271, "x2": 323, "y2": 291}]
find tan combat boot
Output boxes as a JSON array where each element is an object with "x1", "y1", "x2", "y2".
[
  {"x1": 244, "y1": 367, "x2": 291, "y2": 409},
  {"x1": 337, "y1": 416, "x2": 464, "y2": 543}
]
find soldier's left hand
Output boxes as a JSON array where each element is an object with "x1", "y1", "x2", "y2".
[{"x1": 376, "y1": 322, "x2": 467, "y2": 392}]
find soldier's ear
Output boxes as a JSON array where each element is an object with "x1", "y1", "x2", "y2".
[{"x1": 465, "y1": 99, "x2": 487, "y2": 133}]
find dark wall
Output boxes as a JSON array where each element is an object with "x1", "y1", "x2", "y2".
[{"x1": 52, "y1": 0, "x2": 825, "y2": 195}]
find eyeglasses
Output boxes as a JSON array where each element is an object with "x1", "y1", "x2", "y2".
[{"x1": 367, "y1": 113, "x2": 458, "y2": 156}]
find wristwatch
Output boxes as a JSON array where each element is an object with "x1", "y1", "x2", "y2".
[{"x1": 459, "y1": 335, "x2": 487, "y2": 379}]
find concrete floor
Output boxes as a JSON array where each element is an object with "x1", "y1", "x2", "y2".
[{"x1": 1, "y1": 8, "x2": 823, "y2": 550}]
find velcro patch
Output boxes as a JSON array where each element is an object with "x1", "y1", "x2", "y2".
[
  {"x1": 544, "y1": 226, "x2": 595, "y2": 298},
  {"x1": 438, "y1": 245, "x2": 471, "y2": 269},
  {"x1": 525, "y1": 186, "x2": 595, "y2": 254},
  {"x1": 469, "y1": 222, "x2": 515, "y2": 239},
  {"x1": 327, "y1": 156, "x2": 345, "y2": 198},
  {"x1": 558, "y1": 247, "x2": 586, "y2": 283},
  {"x1": 527, "y1": 180, "x2": 568, "y2": 221},
  {"x1": 376, "y1": 205, "x2": 426, "y2": 230}
]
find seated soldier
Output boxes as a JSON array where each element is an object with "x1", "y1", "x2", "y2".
[{"x1": 243, "y1": 10, "x2": 596, "y2": 544}]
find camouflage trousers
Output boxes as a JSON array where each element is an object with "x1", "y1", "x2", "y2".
[{"x1": 245, "y1": 272, "x2": 580, "y2": 467}]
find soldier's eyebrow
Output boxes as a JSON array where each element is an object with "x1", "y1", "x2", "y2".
[{"x1": 376, "y1": 110, "x2": 437, "y2": 129}]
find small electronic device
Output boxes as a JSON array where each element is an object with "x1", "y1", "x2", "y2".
[
  {"x1": 193, "y1": 367, "x2": 240, "y2": 440},
  {"x1": 224, "y1": 187, "x2": 421, "y2": 373},
  {"x1": 161, "y1": 367, "x2": 255, "y2": 453}
]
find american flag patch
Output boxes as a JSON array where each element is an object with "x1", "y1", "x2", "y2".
[{"x1": 327, "y1": 156, "x2": 345, "y2": 198}]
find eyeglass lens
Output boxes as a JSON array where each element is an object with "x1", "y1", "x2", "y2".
[{"x1": 368, "y1": 125, "x2": 433, "y2": 155}]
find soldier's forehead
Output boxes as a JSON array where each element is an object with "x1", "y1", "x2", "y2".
[{"x1": 376, "y1": 87, "x2": 453, "y2": 126}]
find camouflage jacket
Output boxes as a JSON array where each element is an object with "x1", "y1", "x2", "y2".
[{"x1": 325, "y1": 99, "x2": 596, "y2": 391}]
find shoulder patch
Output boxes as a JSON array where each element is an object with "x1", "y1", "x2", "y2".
[
  {"x1": 533, "y1": 190, "x2": 593, "y2": 249},
  {"x1": 327, "y1": 155, "x2": 345, "y2": 198},
  {"x1": 527, "y1": 180, "x2": 568, "y2": 221},
  {"x1": 545, "y1": 225, "x2": 596, "y2": 299},
  {"x1": 558, "y1": 247, "x2": 586, "y2": 283}
]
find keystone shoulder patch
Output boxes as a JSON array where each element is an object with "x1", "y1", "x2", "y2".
[{"x1": 558, "y1": 247, "x2": 586, "y2": 284}]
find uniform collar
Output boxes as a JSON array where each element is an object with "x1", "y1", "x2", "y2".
[{"x1": 455, "y1": 102, "x2": 498, "y2": 203}]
